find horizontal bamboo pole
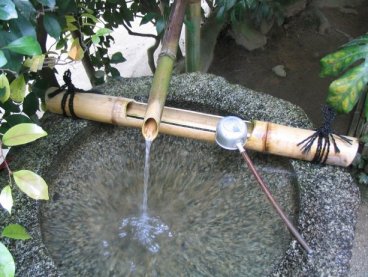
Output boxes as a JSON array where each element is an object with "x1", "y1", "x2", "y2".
[{"x1": 46, "y1": 90, "x2": 359, "y2": 167}]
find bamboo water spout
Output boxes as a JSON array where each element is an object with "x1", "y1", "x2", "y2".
[
  {"x1": 46, "y1": 90, "x2": 359, "y2": 167},
  {"x1": 142, "y1": 0, "x2": 188, "y2": 141}
]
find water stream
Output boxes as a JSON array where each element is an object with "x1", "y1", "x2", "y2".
[
  {"x1": 142, "y1": 139, "x2": 151, "y2": 215},
  {"x1": 117, "y1": 139, "x2": 173, "y2": 254},
  {"x1": 41, "y1": 127, "x2": 298, "y2": 276}
]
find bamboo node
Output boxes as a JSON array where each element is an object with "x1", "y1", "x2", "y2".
[{"x1": 159, "y1": 48, "x2": 177, "y2": 60}]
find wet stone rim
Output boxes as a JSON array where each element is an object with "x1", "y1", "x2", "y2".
[{"x1": 0, "y1": 73, "x2": 359, "y2": 276}]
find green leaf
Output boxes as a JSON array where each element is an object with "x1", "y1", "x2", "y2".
[
  {"x1": 5, "y1": 36, "x2": 42, "y2": 56},
  {"x1": 326, "y1": 63, "x2": 368, "y2": 114},
  {"x1": 23, "y1": 54, "x2": 45, "y2": 72},
  {"x1": 342, "y1": 34, "x2": 368, "y2": 48},
  {"x1": 10, "y1": 75, "x2": 26, "y2": 103},
  {"x1": 91, "y1": 35, "x2": 100, "y2": 45},
  {"x1": 23, "y1": 91, "x2": 39, "y2": 116},
  {"x1": 37, "y1": 0, "x2": 55, "y2": 8},
  {"x1": 320, "y1": 44, "x2": 368, "y2": 77},
  {"x1": 57, "y1": 0, "x2": 77, "y2": 13},
  {"x1": 43, "y1": 14, "x2": 62, "y2": 39},
  {"x1": 4, "y1": 114, "x2": 32, "y2": 127},
  {"x1": 0, "y1": 100, "x2": 21, "y2": 116},
  {"x1": 95, "y1": 28, "x2": 112, "y2": 37},
  {"x1": 65, "y1": 15, "x2": 76, "y2": 23},
  {"x1": 359, "y1": 172, "x2": 368, "y2": 185},
  {"x1": 13, "y1": 0, "x2": 36, "y2": 18},
  {"x1": 0, "y1": 74, "x2": 10, "y2": 103},
  {"x1": 81, "y1": 12, "x2": 98, "y2": 23},
  {"x1": 110, "y1": 52, "x2": 126, "y2": 64},
  {"x1": 0, "y1": 0, "x2": 18, "y2": 21},
  {"x1": 0, "y1": 186, "x2": 12, "y2": 214},
  {"x1": 140, "y1": 12, "x2": 156, "y2": 25},
  {"x1": 2, "y1": 123, "x2": 47, "y2": 146},
  {"x1": 65, "y1": 21, "x2": 78, "y2": 32},
  {"x1": 0, "y1": 242, "x2": 15, "y2": 277},
  {"x1": 2, "y1": 224, "x2": 31, "y2": 240},
  {"x1": 110, "y1": 67, "x2": 120, "y2": 78},
  {"x1": 156, "y1": 18, "x2": 166, "y2": 35},
  {"x1": 1, "y1": 49, "x2": 23, "y2": 73},
  {"x1": 13, "y1": 170, "x2": 49, "y2": 200},
  {"x1": 0, "y1": 50, "x2": 8, "y2": 67}
]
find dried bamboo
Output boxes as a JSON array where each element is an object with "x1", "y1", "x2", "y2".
[
  {"x1": 143, "y1": 0, "x2": 188, "y2": 140},
  {"x1": 185, "y1": 0, "x2": 201, "y2": 72},
  {"x1": 46, "y1": 90, "x2": 359, "y2": 167}
]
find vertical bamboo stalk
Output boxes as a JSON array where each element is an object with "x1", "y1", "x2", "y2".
[
  {"x1": 185, "y1": 0, "x2": 201, "y2": 72},
  {"x1": 143, "y1": 0, "x2": 188, "y2": 140}
]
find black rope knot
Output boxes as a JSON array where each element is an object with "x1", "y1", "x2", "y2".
[
  {"x1": 297, "y1": 105, "x2": 352, "y2": 164},
  {"x1": 48, "y1": 70, "x2": 88, "y2": 119}
]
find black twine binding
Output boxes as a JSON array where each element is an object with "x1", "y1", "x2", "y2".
[
  {"x1": 48, "y1": 70, "x2": 86, "y2": 119},
  {"x1": 297, "y1": 105, "x2": 353, "y2": 164}
]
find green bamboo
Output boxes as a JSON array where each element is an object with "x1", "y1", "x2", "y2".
[
  {"x1": 185, "y1": 0, "x2": 201, "y2": 72},
  {"x1": 143, "y1": 0, "x2": 188, "y2": 140}
]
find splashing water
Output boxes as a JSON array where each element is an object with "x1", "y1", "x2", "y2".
[
  {"x1": 118, "y1": 139, "x2": 173, "y2": 254},
  {"x1": 118, "y1": 214, "x2": 173, "y2": 253}
]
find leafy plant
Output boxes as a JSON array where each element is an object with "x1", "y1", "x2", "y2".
[
  {"x1": 214, "y1": 0, "x2": 286, "y2": 25},
  {"x1": 321, "y1": 34, "x2": 368, "y2": 115},
  {"x1": 0, "y1": 224, "x2": 32, "y2": 277},
  {"x1": 320, "y1": 33, "x2": 368, "y2": 184},
  {"x1": 0, "y1": 123, "x2": 48, "y2": 277}
]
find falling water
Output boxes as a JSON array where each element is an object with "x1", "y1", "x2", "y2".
[
  {"x1": 142, "y1": 139, "x2": 152, "y2": 215},
  {"x1": 116, "y1": 139, "x2": 172, "y2": 255}
]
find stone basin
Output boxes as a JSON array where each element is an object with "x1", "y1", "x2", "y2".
[{"x1": 0, "y1": 73, "x2": 359, "y2": 276}]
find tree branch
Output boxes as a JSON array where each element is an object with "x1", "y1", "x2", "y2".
[
  {"x1": 121, "y1": 21, "x2": 158, "y2": 39},
  {"x1": 147, "y1": 36, "x2": 161, "y2": 73}
]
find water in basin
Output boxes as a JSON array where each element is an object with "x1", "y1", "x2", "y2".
[{"x1": 40, "y1": 125, "x2": 299, "y2": 276}]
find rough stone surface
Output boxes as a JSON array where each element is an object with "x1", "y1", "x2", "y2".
[{"x1": 0, "y1": 73, "x2": 359, "y2": 276}]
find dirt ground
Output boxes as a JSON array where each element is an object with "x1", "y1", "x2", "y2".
[
  {"x1": 209, "y1": 2, "x2": 368, "y2": 134},
  {"x1": 209, "y1": 2, "x2": 368, "y2": 276}
]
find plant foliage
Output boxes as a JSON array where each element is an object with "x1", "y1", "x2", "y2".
[
  {"x1": 321, "y1": 34, "x2": 368, "y2": 115},
  {"x1": 321, "y1": 33, "x2": 368, "y2": 185}
]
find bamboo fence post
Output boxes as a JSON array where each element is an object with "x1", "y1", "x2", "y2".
[
  {"x1": 142, "y1": 0, "x2": 188, "y2": 140},
  {"x1": 185, "y1": 0, "x2": 201, "y2": 72}
]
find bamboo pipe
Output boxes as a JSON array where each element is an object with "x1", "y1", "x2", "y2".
[
  {"x1": 185, "y1": 0, "x2": 201, "y2": 72},
  {"x1": 46, "y1": 90, "x2": 359, "y2": 167},
  {"x1": 143, "y1": 0, "x2": 188, "y2": 141}
]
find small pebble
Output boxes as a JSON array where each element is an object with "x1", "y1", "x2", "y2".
[{"x1": 272, "y1": 65, "x2": 287, "y2": 77}]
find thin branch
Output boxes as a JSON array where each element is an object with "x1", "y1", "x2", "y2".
[
  {"x1": 205, "y1": 0, "x2": 214, "y2": 11},
  {"x1": 121, "y1": 21, "x2": 158, "y2": 39},
  {"x1": 147, "y1": 36, "x2": 161, "y2": 73},
  {"x1": 0, "y1": 142, "x2": 13, "y2": 184},
  {"x1": 0, "y1": 69, "x2": 18, "y2": 77}
]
